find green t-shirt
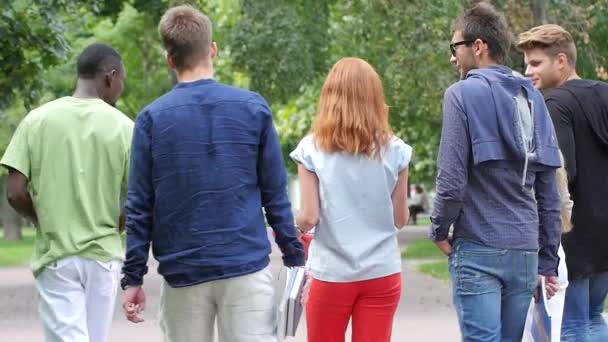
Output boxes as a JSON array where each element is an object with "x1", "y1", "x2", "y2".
[{"x1": 1, "y1": 96, "x2": 134, "y2": 276}]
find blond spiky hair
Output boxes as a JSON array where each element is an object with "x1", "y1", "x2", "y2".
[{"x1": 517, "y1": 24, "x2": 577, "y2": 67}]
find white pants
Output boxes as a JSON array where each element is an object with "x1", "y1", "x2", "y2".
[
  {"x1": 523, "y1": 244, "x2": 568, "y2": 341},
  {"x1": 160, "y1": 266, "x2": 277, "y2": 342},
  {"x1": 35, "y1": 256, "x2": 121, "y2": 342}
]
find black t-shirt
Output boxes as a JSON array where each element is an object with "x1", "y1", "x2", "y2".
[{"x1": 545, "y1": 79, "x2": 608, "y2": 280}]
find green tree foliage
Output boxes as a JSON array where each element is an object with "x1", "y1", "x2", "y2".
[
  {"x1": 37, "y1": 0, "x2": 246, "y2": 117},
  {"x1": 233, "y1": 0, "x2": 464, "y2": 183},
  {"x1": 230, "y1": 0, "x2": 333, "y2": 105},
  {"x1": 0, "y1": 0, "x2": 125, "y2": 110},
  {"x1": 328, "y1": 0, "x2": 464, "y2": 183},
  {"x1": 505, "y1": 0, "x2": 608, "y2": 81},
  {"x1": 2, "y1": 0, "x2": 608, "y2": 186},
  {"x1": 235, "y1": 0, "x2": 608, "y2": 184},
  {"x1": 274, "y1": 81, "x2": 321, "y2": 174},
  {"x1": 552, "y1": 0, "x2": 608, "y2": 81},
  {"x1": 93, "y1": 5, "x2": 173, "y2": 116},
  {"x1": 0, "y1": 0, "x2": 125, "y2": 167}
]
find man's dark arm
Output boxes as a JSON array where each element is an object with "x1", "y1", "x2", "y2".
[
  {"x1": 122, "y1": 113, "x2": 154, "y2": 287},
  {"x1": 535, "y1": 168, "x2": 561, "y2": 276},
  {"x1": 6, "y1": 168, "x2": 37, "y2": 224},
  {"x1": 546, "y1": 98, "x2": 576, "y2": 184},
  {"x1": 430, "y1": 85, "x2": 470, "y2": 242},
  {"x1": 257, "y1": 101, "x2": 305, "y2": 267},
  {"x1": 1, "y1": 117, "x2": 35, "y2": 224}
]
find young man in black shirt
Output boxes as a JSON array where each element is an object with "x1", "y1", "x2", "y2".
[{"x1": 519, "y1": 24, "x2": 608, "y2": 342}]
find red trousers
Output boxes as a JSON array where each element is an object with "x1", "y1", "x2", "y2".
[{"x1": 306, "y1": 273, "x2": 402, "y2": 342}]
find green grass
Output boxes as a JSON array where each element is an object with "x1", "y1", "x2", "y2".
[
  {"x1": 402, "y1": 238, "x2": 449, "y2": 282},
  {"x1": 417, "y1": 261, "x2": 450, "y2": 281},
  {"x1": 0, "y1": 228, "x2": 35, "y2": 267},
  {"x1": 412, "y1": 216, "x2": 432, "y2": 226},
  {"x1": 401, "y1": 238, "x2": 445, "y2": 259}
]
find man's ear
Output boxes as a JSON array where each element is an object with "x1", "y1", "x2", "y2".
[
  {"x1": 556, "y1": 53, "x2": 569, "y2": 70},
  {"x1": 105, "y1": 69, "x2": 117, "y2": 87},
  {"x1": 473, "y1": 38, "x2": 485, "y2": 57},
  {"x1": 210, "y1": 42, "x2": 218, "y2": 60},
  {"x1": 166, "y1": 53, "x2": 176, "y2": 69}
]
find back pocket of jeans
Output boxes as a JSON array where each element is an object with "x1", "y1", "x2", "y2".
[{"x1": 457, "y1": 251, "x2": 501, "y2": 294}]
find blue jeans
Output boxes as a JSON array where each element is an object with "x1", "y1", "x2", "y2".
[
  {"x1": 561, "y1": 271, "x2": 608, "y2": 342},
  {"x1": 449, "y1": 240, "x2": 537, "y2": 342}
]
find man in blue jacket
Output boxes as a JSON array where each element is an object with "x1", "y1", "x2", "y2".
[
  {"x1": 120, "y1": 5, "x2": 305, "y2": 341},
  {"x1": 430, "y1": 3, "x2": 563, "y2": 341}
]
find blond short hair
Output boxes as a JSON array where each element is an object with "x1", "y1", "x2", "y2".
[
  {"x1": 159, "y1": 5, "x2": 212, "y2": 71},
  {"x1": 517, "y1": 24, "x2": 577, "y2": 67}
]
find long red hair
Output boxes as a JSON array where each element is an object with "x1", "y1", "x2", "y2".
[{"x1": 311, "y1": 57, "x2": 392, "y2": 158}]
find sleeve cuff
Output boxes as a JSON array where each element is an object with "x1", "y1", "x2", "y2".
[
  {"x1": 120, "y1": 275, "x2": 143, "y2": 290},
  {"x1": 289, "y1": 136, "x2": 315, "y2": 172},
  {"x1": 282, "y1": 253, "x2": 305, "y2": 267},
  {"x1": 289, "y1": 154, "x2": 315, "y2": 172},
  {"x1": 121, "y1": 265, "x2": 148, "y2": 288},
  {"x1": 0, "y1": 160, "x2": 30, "y2": 179},
  {"x1": 397, "y1": 143, "x2": 413, "y2": 172},
  {"x1": 538, "y1": 259, "x2": 559, "y2": 277},
  {"x1": 429, "y1": 222, "x2": 450, "y2": 241}
]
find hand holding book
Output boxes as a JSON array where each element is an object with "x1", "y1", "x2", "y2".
[
  {"x1": 277, "y1": 267, "x2": 307, "y2": 339},
  {"x1": 534, "y1": 275, "x2": 560, "y2": 302},
  {"x1": 300, "y1": 271, "x2": 313, "y2": 306}
]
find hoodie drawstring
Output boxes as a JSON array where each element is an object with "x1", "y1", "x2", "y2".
[{"x1": 522, "y1": 153, "x2": 529, "y2": 190}]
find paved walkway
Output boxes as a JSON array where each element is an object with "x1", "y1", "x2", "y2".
[{"x1": 0, "y1": 226, "x2": 461, "y2": 341}]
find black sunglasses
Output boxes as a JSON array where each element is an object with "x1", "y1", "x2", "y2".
[{"x1": 449, "y1": 40, "x2": 475, "y2": 56}]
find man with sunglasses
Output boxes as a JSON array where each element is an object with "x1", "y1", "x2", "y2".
[{"x1": 430, "y1": 3, "x2": 562, "y2": 340}]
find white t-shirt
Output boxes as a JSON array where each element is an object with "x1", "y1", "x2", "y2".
[{"x1": 290, "y1": 135, "x2": 412, "y2": 282}]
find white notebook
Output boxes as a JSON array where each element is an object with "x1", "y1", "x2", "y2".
[
  {"x1": 277, "y1": 267, "x2": 306, "y2": 340},
  {"x1": 531, "y1": 277, "x2": 552, "y2": 341}
]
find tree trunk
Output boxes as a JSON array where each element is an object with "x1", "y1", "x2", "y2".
[
  {"x1": 1, "y1": 177, "x2": 23, "y2": 240},
  {"x1": 3, "y1": 212, "x2": 22, "y2": 240},
  {"x1": 531, "y1": 0, "x2": 549, "y2": 26}
]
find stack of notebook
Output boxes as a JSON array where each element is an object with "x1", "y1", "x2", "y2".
[
  {"x1": 277, "y1": 266, "x2": 306, "y2": 340},
  {"x1": 531, "y1": 277, "x2": 552, "y2": 341}
]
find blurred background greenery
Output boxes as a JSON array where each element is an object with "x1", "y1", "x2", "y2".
[{"x1": 1, "y1": 0, "x2": 607, "y2": 240}]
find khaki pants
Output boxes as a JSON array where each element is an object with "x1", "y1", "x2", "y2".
[{"x1": 160, "y1": 266, "x2": 277, "y2": 342}]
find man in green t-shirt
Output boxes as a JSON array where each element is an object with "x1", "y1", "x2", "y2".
[{"x1": 1, "y1": 44, "x2": 133, "y2": 342}]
